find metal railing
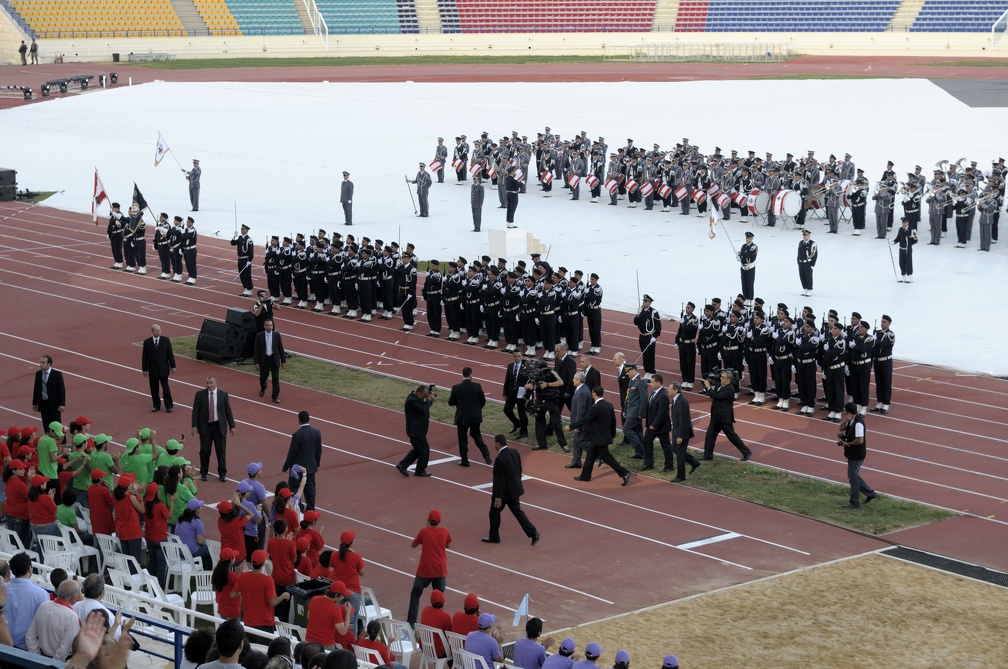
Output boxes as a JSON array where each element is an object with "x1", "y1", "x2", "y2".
[
  {"x1": 608, "y1": 41, "x2": 792, "y2": 62},
  {"x1": 992, "y1": 7, "x2": 1008, "y2": 48},
  {"x1": 302, "y1": 0, "x2": 330, "y2": 50}
]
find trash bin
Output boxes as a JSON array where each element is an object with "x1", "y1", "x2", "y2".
[
  {"x1": 112, "y1": 53, "x2": 120, "y2": 62},
  {"x1": 287, "y1": 578, "x2": 331, "y2": 627}
]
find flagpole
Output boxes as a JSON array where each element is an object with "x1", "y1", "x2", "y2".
[{"x1": 719, "y1": 220, "x2": 739, "y2": 255}]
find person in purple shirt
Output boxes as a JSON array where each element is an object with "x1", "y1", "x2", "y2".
[
  {"x1": 6, "y1": 552, "x2": 49, "y2": 650},
  {"x1": 512, "y1": 617, "x2": 555, "y2": 669},
  {"x1": 175, "y1": 498, "x2": 212, "y2": 569},
  {"x1": 243, "y1": 461, "x2": 270, "y2": 550},
  {"x1": 571, "y1": 642, "x2": 603, "y2": 669},
  {"x1": 237, "y1": 480, "x2": 263, "y2": 559},
  {"x1": 541, "y1": 638, "x2": 576, "y2": 669},
  {"x1": 465, "y1": 613, "x2": 503, "y2": 668}
]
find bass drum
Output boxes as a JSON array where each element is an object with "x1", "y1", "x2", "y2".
[
  {"x1": 746, "y1": 188, "x2": 770, "y2": 215},
  {"x1": 773, "y1": 189, "x2": 802, "y2": 217},
  {"x1": 839, "y1": 179, "x2": 853, "y2": 207}
]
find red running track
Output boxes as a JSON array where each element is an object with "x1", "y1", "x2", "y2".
[{"x1": 1, "y1": 203, "x2": 1006, "y2": 639}]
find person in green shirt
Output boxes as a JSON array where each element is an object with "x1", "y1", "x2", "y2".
[
  {"x1": 87, "y1": 434, "x2": 119, "y2": 489},
  {"x1": 37, "y1": 421, "x2": 65, "y2": 480},
  {"x1": 67, "y1": 434, "x2": 92, "y2": 495},
  {"x1": 57, "y1": 487, "x2": 92, "y2": 547},
  {"x1": 120, "y1": 438, "x2": 154, "y2": 487},
  {"x1": 137, "y1": 427, "x2": 166, "y2": 485}
]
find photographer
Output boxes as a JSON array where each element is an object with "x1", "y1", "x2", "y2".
[
  {"x1": 837, "y1": 402, "x2": 877, "y2": 509},
  {"x1": 701, "y1": 370, "x2": 753, "y2": 462},
  {"x1": 526, "y1": 360, "x2": 567, "y2": 452},
  {"x1": 252, "y1": 290, "x2": 280, "y2": 333},
  {"x1": 397, "y1": 384, "x2": 436, "y2": 477}
]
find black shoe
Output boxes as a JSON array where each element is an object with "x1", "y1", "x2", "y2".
[
  {"x1": 166, "y1": 407, "x2": 173, "y2": 413},
  {"x1": 816, "y1": 396, "x2": 827, "y2": 402},
  {"x1": 530, "y1": 445, "x2": 547, "y2": 451},
  {"x1": 259, "y1": 389, "x2": 265, "y2": 398},
  {"x1": 517, "y1": 431, "x2": 528, "y2": 438},
  {"x1": 152, "y1": 407, "x2": 160, "y2": 413},
  {"x1": 219, "y1": 475, "x2": 227, "y2": 482},
  {"x1": 638, "y1": 465, "x2": 654, "y2": 471},
  {"x1": 414, "y1": 471, "x2": 432, "y2": 478},
  {"x1": 673, "y1": 477, "x2": 686, "y2": 483},
  {"x1": 484, "y1": 456, "x2": 492, "y2": 465},
  {"x1": 200, "y1": 474, "x2": 208, "y2": 482},
  {"x1": 622, "y1": 472, "x2": 632, "y2": 486},
  {"x1": 396, "y1": 463, "x2": 409, "y2": 477},
  {"x1": 573, "y1": 476, "x2": 589, "y2": 481},
  {"x1": 509, "y1": 425, "x2": 521, "y2": 434},
  {"x1": 630, "y1": 454, "x2": 644, "y2": 460},
  {"x1": 701, "y1": 456, "x2": 714, "y2": 461},
  {"x1": 690, "y1": 461, "x2": 701, "y2": 473},
  {"x1": 741, "y1": 452, "x2": 751, "y2": 462},
  {"x1": 842, "y1": 503, "x2": 860, "y2": 509},
  {"x1": 273, "y1": 398, "x2": 281, "y2": 404},
  {"x1": 661, "y1": 467, "x2": 674, "y2": 472},
  {"x1": 864, "y1": 494, "x2": 877, "y2": 504},
  {"x1": 565, "y1": 462, "x2": 582, "y2": 469},
  {"x1": 880, "y1": 408, "x2": 889, "y2": 415},
  {"x1": 870, "y1": 407, "x2": 882, "y2": 412},
  {"x1": 481, "y1": 537, "x2": 500, "y2": 544},
  {"x1": 458, "y1": 462, "x2": 470, "y2": 467},
  {"x1": 531, "y1": 532, "x2": 540, "y2": 546}
]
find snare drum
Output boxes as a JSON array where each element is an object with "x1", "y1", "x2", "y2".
[
  {"x1": 707, "y1": 183, "x2": 721, "y2": 198},
  {"x1": 541, "y1": 171, "x2": 553, "y2": 185},
  {"x1": 692, "y1": 188, "x2": 707, "y2": 205},
  {"x1": 772, "y1": 190, "x2": 802, "y2": 217},
  {"x1": 568, "y1": 174, "x2": 580, "y2": 188},
  {"x1": 808, "y1": 184, "x2": 825, "y2": 210},
  {"x1": 605, "y1": 179, "x2": 618, "y2": 194},
  {"x1": 468, "y1": 162, "x2": 482, "y2": 176},
  {"x1": 674, "y1": 185, "x2": 688, "y2": 201},
  {"x1": 626, "y1": 179, "x2": 639, "y2": 194},
  {"x1": 586, "y1": 175, "x2": 600, "y2": 189},
  {"x1": 452, "y1": 158, "x2": 464, "y2": 172},
  {"x1": 716, "y1": 192, "x2": 731, "y2": 209},
  {"x1": 747, "y1": 188, "x2": 769, "y2": 215},
  {"x1": 640, "y1": 181, "x2": 654, "y2": 197},
  {"x1": 732, "y1": 190, "x2": 748, "y2": 207},
  {"x1": 658, "y1": 184, "x2": 672, "y2": 199},
  {"x1": 429, "y1": 160, "x2": 443, "y2": 173}
]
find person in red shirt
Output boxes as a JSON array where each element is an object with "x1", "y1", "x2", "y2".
[
  {"x1": 27, "y1": 474, "x2": 58, "y2": 558},
  {"x1": 271, "y1": 486, "x2": 299, "y2": 540},
  {"x1": 212, "y1": 546, "x2": 242, "y2": 619},
  {"x1": 267, "y1": 519, "x2": 298, "y2": 589},
  {"x1": 419, "y1": 589, "x2": 453, "y2": 658},
  {"x1": 217, "y1": 495, "x2": 251, "y2": 565},
  {"x1": 112, "y1": 473, "x2": 145, "y2": 566},
  {"x1": 3, "y1": 459, "x2": 31, "y2": 548},
  {"x1": 329, "y1": 529, "x2": 365, "y2": 634},
  {"x1": 86, "y1": 468, "x2": 115, "y2": 536},
  {"x1": 0, "y1": 432, "x2": 12, "y2": 520},
  {"x1": 144, "y1": 482, "x2": 172, "y2": 589},
  {"x1": 294, "y1": 536, "x2": 315, "y2": 576},
  {"x1": 232, "y1": 549, "x2": 290, "y2": 639},
  {"x1": 305, "y1": 579, "x2": 353, "y2": 650},
  {"x1": 297, "y1": 510, "x2": 325, "y2": 567},
  {"x1": 407, "y1": 509, "x2": 452, "y2": 626},
  {"x1": 452, "y1": 593, "x2": 481, "y2": 637},
  {"x1": 356, "y1": 619, "x2": 407, "y2": 669},
  {"x1": 309, "y1": 549, "x2": 335, "y2": 581}
]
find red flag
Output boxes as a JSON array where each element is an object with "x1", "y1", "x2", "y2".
[{"x1": 92, "y1": 168, "x2": 108, "y2": 225}]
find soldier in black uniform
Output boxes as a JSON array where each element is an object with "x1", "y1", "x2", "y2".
[
  {"x1": 583, "y1": 273, "x2": 603, "y2": 354},
  {"x1": 633, "y1": 294, "x2": 660, "y2": 377},
  {"x1": 501, "y1": 272, "x2": 522, "y2": 352},
  {"x1": 673, "y1": 302, "x2": 699, "y2": 390},
  {"x1": 181, "y1": 216, "x2": 198, "y2": 285},
  {"x1": 277, "y1": 237, "x2": 294, "y2": 304},
  {"x1": 505, "y1": 165, "x2": 521, "y2": 228},
  {"x1": 168, "y1": 216, "x2": 184, "y2": 282},
  {"x1": 738, "y1": 231, "x2": 757, "y2": 307},
  {"x1": 770, "y1": 314, "x2": 796, "y2": 411},
  {"x1": 309, "y1": 243, "x2": 327, "y2": 312},
  {"x1": 341, "y1": 244, "x2": 360, "y2": 318},
  {"x1": 289, "y1": 241, "x2": 307, "y2": 308},
  {"x1": 482, "y1": 268, "x2": 503, "y2": 349},
  {"x1": 397, "y1": 252, "x2": 418, "y2": 332},
  {"x1": 794, "y1": 317, "x2": 819, "y2": 416},
  {"x1": 153, "y1": 212, "x2": 172, "y2": 279},
  {"x1": 849, "y1": 170, "x2": 868, "y2": 235},
  {"x1": 797, "y1": 229, "x2": 817, "y2": 297},
  {"x1": 822, "y1": 321, "x2": 847, "y2": 422},
  {"x1": 422, "y1": 259, "x2": 443, "y2": 337},
  {"x1": 325, "y1": 245, "x2": 342, "y2": 315},
  {"x1": 538, "y1": 277, "x2": 559, "y2": 359},
  {"x1": 453, "y1": 136, "x2": 468, "y2": 184},
  {"x1": 697, "y1": 304, "x2": 721, "y2": 385},
  {"x1": 720, "y1": 312, "x2": 745, "y2": 395},
  {"x1": 893, "y1": 216, "x2": 918, "y2": 282},
  {"x1": 357, "y1": 248, "x2": 376, "y2": 321},
  {"x1": 106, "y1": 202, "x2": 125, "y2": 270},
  {"x1": 871, "y1": 315, "x2": 895, "y2": 414},
  {"x1": 443, "y1": 262, "x2": 463, "y2": 340},
  {"x1": 902, "y1": 179, "x2": 922, "y2": 232},
  {"x1": 461, "y1": 266, "x2": 482, "y2": 345},
  {"x1": 264, "y1": 236, "x2": 281, "y2": 299},
  {"x1": 745, "y1": 311, "x2": 771, "y2": 406},
  {"x1": 848, "y1": 320, "x2": 873, "y2": 416},
  {"x1": 520, "y1": 276, "x2": 539, "y2": 357},
  {"x1": 231, "y1": 224, "x2": 255, "y2": 296}
]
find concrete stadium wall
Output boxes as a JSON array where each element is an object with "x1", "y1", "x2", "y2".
[{"x1": 9, "y1": 29, "x2": 1007, "y2": 65}]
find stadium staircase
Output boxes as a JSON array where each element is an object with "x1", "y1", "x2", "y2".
[
  {"x1": 889, "y1": 0, "x2": 926, "y2": 31},
  {"x1": 292, "y1": 0, "x2": 315, "y2": 34},
  {"x1": 652, "y1": 0, "x2": 680, "y2": 31},
  {"x1": 414, "y1": 0, "x2": 443, "y2": 32},
  {"x1": 169, "y1": 0, "x2": 210, "y2": 36}
]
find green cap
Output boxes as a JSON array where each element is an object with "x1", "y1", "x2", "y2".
[
  {"x1": 93, "y1": 434, "x2": 110, "y2": 446},
  {"x1": 139, "y1": 427, "x2": 151, "y2": 440},
  {"x1": 72, "y1": 433, "x2": 88, "y2": 447},
  {"x1": 165, "y1": 439, "x2": 182, "y2": 452},
  {"x1": 48, "y1": 421, "x2": 64, "y2": 437},
  {"x1": 125, "y1": 438, "x2": 140, "y2": 452}
]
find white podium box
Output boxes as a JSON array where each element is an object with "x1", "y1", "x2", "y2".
[{"x1": 488, "y1": 227, "x2": 546, "y2": 259}]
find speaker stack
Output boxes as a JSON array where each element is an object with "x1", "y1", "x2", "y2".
[
  {"x1": 225, "y1": 308, "x2": 257, "y2": 359},
  {"x1": 0, "y1": 168, "x2": 16, "y2": 202},
  {"x1": 196, "y1": 319, "x2": 247, "y2": 362}
]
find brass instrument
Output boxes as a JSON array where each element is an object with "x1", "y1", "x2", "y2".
[
  {"x1": 935, "y1": 159, "x2": 950, "y2": 172},
  {"x1": 954, "y1": 156, "x2": 968, "y2": 170}
]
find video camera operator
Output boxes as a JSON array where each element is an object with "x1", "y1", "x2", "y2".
[
  {"x1": 701, "y1": 369, "x2": 753, "y2": 462},
  {"x1": 252, "y1": 289, "x2": 280, "y2": 332},
  {"x1": 396, "y1": 384, "x2": 437, "y2": 477},
  {"x1": 525, "y1": 359, "x2": 567, "y2": 452}
]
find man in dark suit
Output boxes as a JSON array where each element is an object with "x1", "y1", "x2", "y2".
[
  {"x1": 282, "y1": 411, "x2": 322, "y2": 510},
  {"x1": 397, "y1": 384, "x2": 435, "y2": 477},
  {"x1": 32, "y1": 354, "x2": 66, "y2": 430},
  {"x1": 554, "y1": 343, "x2": 577, "y2": 411},
  {"x1": 191, "y1": 375, "x2": 236, "y2": 481},
  {"x1": 252, "y1": 319, "x2": 286, "y2": 403},
  {"x1": 641, "y1": 374, "x2": 673, "y2": 471},
  {"x1": 702, "y1": 370, "x2": 752, "y2": 461},
  {"x1": 670, "y1": 382, "x2": 701, "y2": 482},
  {"x1": 448, "y1": 367, "x2": 490, "y2": 466},
  {"x1": 141, "y1": 324, "x2": 176, "y2": 413},
  {"x1": 565, "y1": 386, "x2": 631, "y2": 486},
  {"x1": 483, "y1": 435, "x2": 539, "y2": 545},
  {"x1": 579, "y1": 354, "x2": 602, "y2": 392},
  {"x1": 566, "y1": 372, "x2": 592, "y2": 469},
  {"x1": 502, "y1": 351, "x2": 529, "y2": 438}
]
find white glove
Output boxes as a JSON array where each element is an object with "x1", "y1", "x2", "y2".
[
  {"x1": 649, "y1": 337, "x2": 657, "y2": 345},
  {"x1": 674, "y1": 343, "x2": 679, "y2": 350},
  {"x1": 721, "y1": 325, "x2": 728, "y2": 333},
  {"x1": 824, "y1": 343, "x2": 830, "y2": 350},
  {"x1": 535, "y1": 318, "x2": 540, "y2": 325},
  {"x1": 791, "y1": 365, "x2": 796, "y2": 373},
  {"x1": 772, "y1": 331, "x2": 779, "y2": 339},
  {"x1": 348, "y1": 200, "x2": 352, "y2": 204}
]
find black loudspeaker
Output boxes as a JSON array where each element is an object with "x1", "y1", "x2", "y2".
[
  {"x1": 0, "y1": 186, "x2": 14, "y2": 202},
  {"x1": 196, "y1": 319, "x2": 248, "y2": 362},
  {"x1": 0, "y1": 169, "x2": 16, "y2": 187},
  {"x1": 225, "y1": 308, "x2": 256, "y2": 358}
]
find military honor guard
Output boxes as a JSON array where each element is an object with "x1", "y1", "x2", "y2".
[
  {"x1": 633, "y1": 295, "x2": 660, "y2": 378},
  {"x1": 797, "y1": 229, "x2": 817, "y2": 297},
  {"x1": 107, "y1": 202, "x2": 125, "y2": 269},
  {"x1": 738, "y1": 231, "x2": 757, "y2": 307},
  {"x1": 893, "y1": 217, "x2": 918, "y2": 282},
  {"x1": 230, "y1": 224, "x2": 255, "y2": 296}
]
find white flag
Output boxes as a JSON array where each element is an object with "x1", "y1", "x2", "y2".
[
  {"x1": 512, "y1": 593, "x2": 530, "y2": 627},
  {"x1": 154, "y1": 132, "x2": 170, "y2": 166},
  {"x1": 92, "y1": 168, "x2": 108, "y2": 225},
  {"x1": 708, "y1": 200, "x2": 722, "y2": 238}
]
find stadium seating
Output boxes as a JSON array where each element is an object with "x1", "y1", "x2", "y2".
[
  {"x1": 316, "y1": 0, "x2": 418, "y2": 34},
  {"x1": 447, "y1": 0, "x2": 658, "y2": 34},
  {"x1": 10, "y1": 0, "x2": 186, "y2": 38},
  {"x1": 225, "y1": 0, "x2": 303, "y2": 35},
  {"x1": 192, "y1": 0, "x2": 243, "y2": 36},
  {"x1": 911, "y1": 0, "x2": 1008, "y2": 32},
  {"x1": 676, "y1": 1, "x2": 901, "y2": 33}
]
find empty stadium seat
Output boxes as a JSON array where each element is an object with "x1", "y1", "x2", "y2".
[
  {"x1": 674, "y1": 1, "x2": 902, "y2": 33},
  {"x1": 447, "y1": 0, "x2": 658, "y2": 33},
  {"x1": 911, "y1": 0, "x2": 1008, "y2": 32}
]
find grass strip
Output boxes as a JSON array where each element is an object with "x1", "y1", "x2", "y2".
[{"x1": 172, "y1": 335, "x2": 955, "y2": 535}]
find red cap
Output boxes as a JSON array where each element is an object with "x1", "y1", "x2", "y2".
[
  {"x1": 340, "y1": 530, "x2": 356, "y2": 545},
  {"x1": 90, "y1": 468, "x2": 106, "y2": 480},
  {"x1": 8, "y1": 459, "x2": 27, "y2": 470},
  {"x1": 303, "y1": 510, "x2": 321, "y2": 522},
  {"x1": 296, "y1": 537, "x2": 310, "y2": 552},
  {"x1": 30, "y1": 474, "x2": 49, "y2": 487},
  {"x1": 18, "y1": 445, "x2": 34, "y2": 457},
  {"x1": 217, "y1": 500, "x2": 234, "y2": 513},
  {"x1": 431, "y1": 590, "x2": 445, "y2": 605},
  {"x1": 144, "y1": 482, "x2": 159, "y2": 501},
  {"x1": 328, "y1": 579, "x2": 351, "y2": 597},
  {"x1": 428, "y1": 509, "x2": 442, "y2": 523},
  {"x1": 117, "y1": 473, "x2": 135, "y2": 487},
  {"x1": 464, "y1": 593, "x2": 479, "y2": 609},
  {"x1": 278, "y1": 488, "x2": 294, "y2": 499},
  {"x1": 250, "y1": 549, "x2": 268, "y2": 565},
  {"x1": 75, "y1": 416, "x2": 93, "y2": 425},
  {"x1": 219, "y1": 547, "x2": 240, "y2": 561},
  {"x1": 6, "y1": 426, "x2": 19, "y2": 439}
]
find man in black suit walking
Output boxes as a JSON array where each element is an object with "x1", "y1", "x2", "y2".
[
  {"x1": 670, "y1": 382, "x2": 701, "y2": 482},
  {"x1": 502, "y1": 351, "x2": 529, "y2": 438},
  {"x1": 702, "y1": 370, "x2": 752, "y2": 461},
  {"x1": 33, "y1": 354, "x2": 66, "y2": 430},
  {"x1": 252, "y1": 319, "x2": 286, "y2": 403},
  {"x1": 554, "y1": 343, "x2": 577, "y2": 411},
  {"x1": 282, "y1": 411, "x2": 322, "y2": 510},
  {"x1": 191, "y1": 375, "x2": 236, "y2": 481},
  {"x1": 483, "y1": 435, "x2": 539, "y2": 545},
  {"x1": 397, "y1": 384, "x2": 436, "y2": 477},
  {"x1": 579, "y1": 354, "x2": 602, "y2": 392},
  {"x1": 448, "y1": 367, "x2": 490, "y2": 466},
  {"x1": 565, "y1": 386, "x2": 631, "y2": 486},
  {"x1": 141, "y1": 324, "x2": 176, "y2": 413},
  {"x1": 641, "y1": 374, "x2": 673, "y2": 471}
]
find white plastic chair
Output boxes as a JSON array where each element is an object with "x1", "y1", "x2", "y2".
[
  {"x1": 416, "y1": 623, "x2": 451, "y2": 669},
  {"x1": 0, "y1": 527, "x2": 40, "y2": 562},
  {"x1": 161, "y1": 539, "x2": 196, "y2": 598},
  {"x1": 187, "y1": 570, "x2": 214, "y2": 627},
  {"x1": 360, "y1": 585, "x2": 392, "y2": 626},
  {"x1": 142, "y1": 574, "x2": 185, "y2": 620},
  {"x1": 204, "y1": 538, "x2": 221, "y2": 566},
  {"x1": 379, "y1": 617, "x2": 418, "y2": 667},
  {"x1": 59, "y1": 524, "x2": 102, "y2": 574},
  {"x1": 72, "y1": 503, "x2": 93, "y2": 534},
  {"x1": 36, "y1": 534, "x2": 77, "y2": 572},
  {"x1": 445, "y1": 631, "x2": 467, "y2": 661},
  {"x1": 108, "y1": 567, "x2": 145, "y2": 593},
  {"x1": 456, "y1": 649, "x2": 493, "y2": 669},
  {"x1": 95, "y1": 533, "x2": 121, "y2": 574},
  {"x1": 355, "y1": 647, "x2": 385, "y2": 665},
  {"x1": 275, "y1": 620, "x2": 305, "y2": 641}
]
